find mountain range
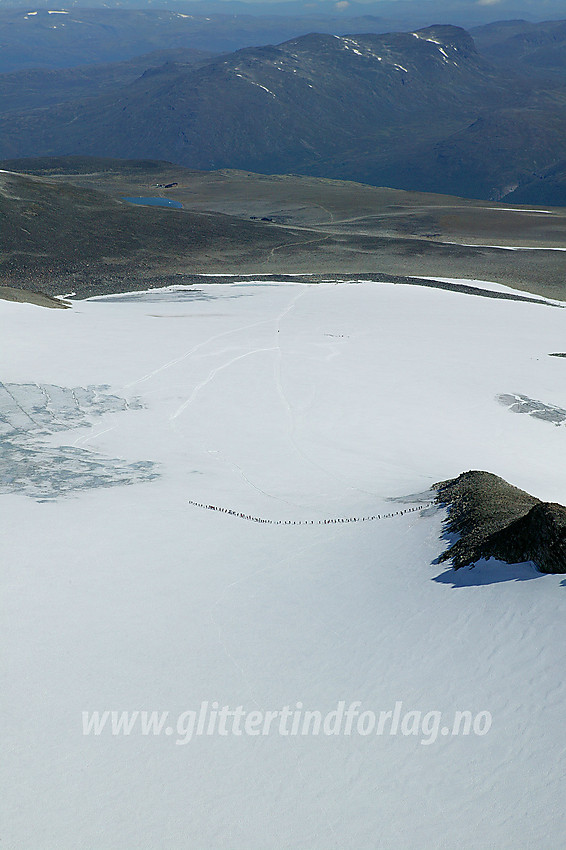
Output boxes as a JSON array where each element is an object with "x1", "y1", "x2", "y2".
[
  {"x1": 3, "y1": 23, "x2": 566, "y2": 202},
  {"x1": 471, "y1": 18, "x2": 566, "y2": 80},
  {"x1": 0, "y1": 7, "x2": 395, "y2": 72}
]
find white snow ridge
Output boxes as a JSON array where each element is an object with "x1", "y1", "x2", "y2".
[{"x1": 2, "y1": 279, "x2": 566, "y2": 849}]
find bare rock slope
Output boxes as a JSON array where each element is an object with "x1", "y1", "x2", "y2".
[{"x1": 435, "y1": 471, "x2": 566, "y2": 573}]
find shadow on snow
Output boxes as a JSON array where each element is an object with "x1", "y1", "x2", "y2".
[{"x1": 432, "y1": 559, "x2": 543, "y2": 587}]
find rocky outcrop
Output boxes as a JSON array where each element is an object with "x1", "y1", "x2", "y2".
[
  {"x1": 487, "y1": 503, "x2": 566, "y2": 574},
  {"x1": 435, "y1": 471, "x2": 566, "y2": 573}
]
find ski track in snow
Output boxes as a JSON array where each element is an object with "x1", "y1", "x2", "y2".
[
  {"x1": 170, "y1": 345, "x2": 280, "y2": 421},
  {"x1": 271, "y1": 285, "x2": 371, "y2": 498},
  {"x1": 166, "y1": 283, "x2": 401, "y2": 502},
  {"x1": 123, "y1": 314, "x2": 278, "y2": 389},
  {"x1": 163, "y1": 284, "x2": 367, "y2": 501}
]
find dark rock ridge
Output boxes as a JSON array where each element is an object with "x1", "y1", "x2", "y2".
[{"x1": 435, "y1": 471, "x2": 566, "y2": 573}]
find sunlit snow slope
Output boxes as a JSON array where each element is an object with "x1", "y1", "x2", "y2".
[{"x1": 2, "y1": 280, "x2": 566, "y2": 849}]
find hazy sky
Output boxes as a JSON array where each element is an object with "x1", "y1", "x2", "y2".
[{"x1": 223, "y1": 0, "x2": 565, "y2": 21}]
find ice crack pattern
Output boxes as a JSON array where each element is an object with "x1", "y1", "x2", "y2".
[
  {"x1": 497, "y1": 393, "x2": 566, "y2": 426},
  {"x1": 0, "y1": 381, "x2": 158, "y2": 498}
]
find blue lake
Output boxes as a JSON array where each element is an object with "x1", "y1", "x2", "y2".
[{"x1": 122, "y1": 197, "x2": 183, "y2": 209}]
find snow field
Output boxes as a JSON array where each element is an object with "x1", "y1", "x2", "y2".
[{"x1": 2, "y1": 279, "x2": 566, "y2": 849}]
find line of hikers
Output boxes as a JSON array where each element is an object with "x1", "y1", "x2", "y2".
[{"x1": 187, "y1": 500, "x2": 433, "y2": 525}]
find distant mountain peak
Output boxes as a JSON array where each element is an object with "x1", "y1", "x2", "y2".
[{"x1": 413, "y1": 24, "x2": 478, "y2": 52}]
